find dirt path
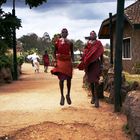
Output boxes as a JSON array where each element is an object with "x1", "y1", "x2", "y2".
[{"x1": 0, "y1": 63, "x2": 130, "y2": 140}]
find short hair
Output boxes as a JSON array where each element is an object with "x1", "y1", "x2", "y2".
[
  {"x1": 90, "y1": 31, "x2": 97, "y2": 38},
  {"x1": 61, "y1": 28, "x2": 68, "y2": 33}
]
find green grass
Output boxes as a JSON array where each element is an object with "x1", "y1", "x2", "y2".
[{"x1": 124, "y1": 72, "x2": 140, "y2": 84}]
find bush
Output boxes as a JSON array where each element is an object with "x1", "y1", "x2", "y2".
[
  {"x1": 0, "y1": 55, "x2": 12, "y2": 69},
  {"x1": 0, "y1": 54, "x2": 24, "y2": 70},
  {"x1": 17, "y1": 55, "x2": 25, "y2": 65}
]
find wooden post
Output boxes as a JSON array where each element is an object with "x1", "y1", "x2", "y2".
[
  {"x1": 114, "y1": 0, "x2": 125, "y2": 112},
  {"x1": 109, "y1": 13, "x2": 113, "y2": 66},
  {"x1": 12, "y1": 0, "x2": 18, "y2": 80}
]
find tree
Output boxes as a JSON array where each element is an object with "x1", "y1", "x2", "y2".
[
  {"x1": 42, "y1": 32, "x2": 53, "y2": 54},
  {"x1": 18, "y1": 33, "x2": 38, "y2": 52},
  {"x1": 0, "y1": 0, "x2": 48, "y2": 80},
  {"x1": 25, "y1": 0, "x2": 47, "y2": 8},
  {"x1": 18, "y1": 32, "x2": 54, "y2": 56},
  {"x1": 0, "y1": 0, "x2": 47, "y2": 8},
  {"x1": 0, "y1": 8, "x2": 21, "y2": 54},
  {"x1": 74, "y1": 39, "x2": 84, "y2": 53},
  {"x1": 0, "y1": 0, "x2": 6, "y2": 6},
  {"x1": 18, "y1": 33, "x2": 42, "y2": 53}
]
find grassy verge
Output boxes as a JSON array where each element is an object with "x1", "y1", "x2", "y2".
[{"x1": 124, "y1": 72, "x2": 140, "y2": 84}]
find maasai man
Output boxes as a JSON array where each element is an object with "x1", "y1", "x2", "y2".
[
  {"x1": 78, "y1": 30, "x2": 104, "y2": 108},
  {"x1": 51, "y1": 28, "x2": 74, "y2": 106},
  {"x1": 43, "y1": 50, "x2": 50, "y2": 73}
]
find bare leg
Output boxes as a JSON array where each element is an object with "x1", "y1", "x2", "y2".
[
  {"x1": 67, "y1": 79, "x2": 71, "y2": 96},
  {"x1": 66, "y1": 79, "x2": 72, "y2": 105},
  {"x1": 94, "y1": 82, "x2": 99, "y2": 108},
  {"x1": 44, "y1": 66, "x2": 48, "y2": 73},
  {"x1": 59, "y1": 80, "x2": 65, "y2": 105},
  {"x1": 90, "y1": 83, "x2": 95, "y2": 104},
  {"x1": 46, "y1": 66, "x2": 48, "y2": 72},
  {"x1": 44, "y1": 66, "x2": 46, "y2": 72}
]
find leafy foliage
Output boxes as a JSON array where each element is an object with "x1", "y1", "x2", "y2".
[
  {"x1": 18, "y1": 33, "x2": 50, "y2": 54},
  {"x1": 0, "y1": 0, "x2": 47, "y2": 8},
  {"x1": 0, "y1": 0, "x2": 48, "y2": 80},
  {"x1": 0, "y1": 54, "x2": 25, "y2": 71},
  {"x1": 0, "y1": 39, "x2": 8, "y2": 55},
  {"x1": 0, "y1": 0, "x2": 6, "y2": 6},
  {"x1": 74, "y1": 39, "x2": 84, "y2": 52},
  {"x1": 0, "y1": 55, "x2": 12, "y2": 69},
  {"x1": 17, "y1": 55, "x2": 25, "y2": 65},
  {"x1": 25, "y1": 0, "x2": 47, "y2": 8},
  {"x1": 51, "y1": 33, "x2": 61, "y2": 45},
  {"x1": 0, "y1": 8, "x2": 21, "y2": 50}
]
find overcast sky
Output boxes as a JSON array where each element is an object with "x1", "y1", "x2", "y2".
[{"x1": 2, "y1": 0, "x2": 136, "y2": 45}]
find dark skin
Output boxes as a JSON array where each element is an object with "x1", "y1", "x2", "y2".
[
  {"x1": 90, "y1": 54, "x2": 103, "y2": 103},
  {"x1": 54, "y1": 29, "x2": 74, "y2": 105},
  {"x1": 89, "y1": 31, "x2": 104, "y2": 107}
]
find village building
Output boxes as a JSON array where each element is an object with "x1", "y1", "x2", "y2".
[{"x1": 98, "y1": 0, "x2": 140, "y2": 73}]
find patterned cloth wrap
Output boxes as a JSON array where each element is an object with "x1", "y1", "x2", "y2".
[
  {"x1": 51, "y1": 38, "x2": 73, "y2": 79},
  {"x1": 78, "y1": 40, "x2": 104, "y2": 71}
]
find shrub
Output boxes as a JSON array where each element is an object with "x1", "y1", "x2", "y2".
[
  {"x1": 17, "y1": 55, "x2": 25, "y2": 66},
  {"x1": 0, "y1": 55, "x2": 12, "y2": 69}
]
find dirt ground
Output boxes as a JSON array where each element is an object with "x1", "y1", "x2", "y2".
[{"x1": 0, "y1": 63, "x2": 130, "y2": 140}]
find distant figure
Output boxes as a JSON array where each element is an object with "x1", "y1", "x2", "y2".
[
  {"x1": 30, "y1": 52, "x2": 40, "y2": 73},
  {"x1": 43, "y1": 50, "x2": 50, "y2": 73},
  {"x1": 51, "y1": 28, "x2": 74, "y2": 106},
  {"x1": 27, "y1": 54, "x2": 34, "y2": 67},
  {"x1": 78, "y1": 30, "x2": 104, "y2": 108}
]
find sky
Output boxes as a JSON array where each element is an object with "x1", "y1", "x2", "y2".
[{"x1": 1, "y1": 0, "x2": 136, "y2": 45}]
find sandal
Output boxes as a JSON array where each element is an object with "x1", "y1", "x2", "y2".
[
  {"x1": 95, "y1": 99, "x2": 99, "y2": 108},
  {"x1": 91, "y1": 98, "x2": 95, "y2": 104},
  {"x1": 66, "y1": 95, "x2": 71, "y2": 105},
  {"x1": 60, "y1": 96, "x2": 65, "y2": 106}
]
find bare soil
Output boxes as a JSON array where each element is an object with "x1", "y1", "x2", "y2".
[{"x1": 0, "y1": 63, "x2": 130, "y2": 140}]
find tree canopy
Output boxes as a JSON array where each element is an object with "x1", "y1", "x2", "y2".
[
  {"x1": 25, "y1": 0, "x2": 48, "y2": 8},
  {"x1": 0, "y1": 9, "x2": 21, "y2": 54},
  {"x1": 0, "y1": 0, "x2": 48, "y2": 8},
  {"x1": 0, "y1": 0, "x2": 48, "y2": 54}
]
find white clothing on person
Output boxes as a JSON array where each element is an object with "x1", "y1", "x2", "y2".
[{"x1": 30, "y1": 53, "x2": 40, "y2": 73}]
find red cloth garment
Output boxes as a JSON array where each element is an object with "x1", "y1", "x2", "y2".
[
  {"x1": 43, "y1": 54, "x2": 49, "y2": 66},
  {"x1": 55, "y1": 38, "x2": 72, "y2": 55},
  {"x1": 78, "y1": 40, "x2": 104, "y2": 71},
  {"x1": 77, "y1": 60, "x2": 85, "y2": 70},
  {"x1": 84, "y1": 40, "x2": 104, "y2": 69},
  {"x1": 51, "y1": 38, "x2": 73, "y2": 78},
  {"x1": 78, "y1": 39, "x2": 104, "y2": 83},
  {"x1": 86, "y1": 60, "x2": 101, "y2": 83}
]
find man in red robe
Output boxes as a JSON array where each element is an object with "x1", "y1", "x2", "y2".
[
  {"x1": 51, "y1": 28, "x2": 74, "y2": 106},
  {"x1": 43, "y1": 50, "x2": 50, "y2": 73},
  {"x1": 78, "y1": 31, "x2": 104, "y2": 108}
]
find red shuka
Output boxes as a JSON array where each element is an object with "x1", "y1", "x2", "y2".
[
  {"x1": 78, "y1": 40, "x2": 104, "y2": 70},
  {"x1": 43, "y1": 54, "x2": 49, "y2": 66},
  {"x1": 51, "y1": 38, "x2": 73, "y2": 78}
]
